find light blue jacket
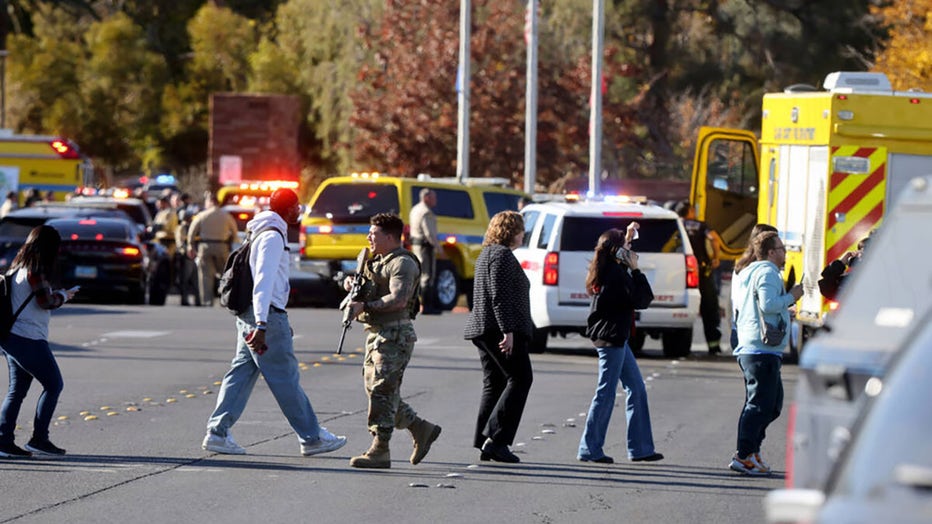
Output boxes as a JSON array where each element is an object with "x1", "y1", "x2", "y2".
[{"x1": 732, "y1": 260, "x2": 796, "y2": 356}]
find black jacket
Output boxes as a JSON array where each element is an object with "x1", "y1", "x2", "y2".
[
  {"x1": 586, "y1": 262, "x2": 654, "y2": 347},
  {"x1": 818, "y1": 259, "x2": 848, "y2": 300},
  {"x1": 464, "y1": 244, "x2": 532, "y2": 339}
]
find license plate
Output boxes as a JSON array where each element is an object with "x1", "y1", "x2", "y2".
[{"x1": 75, "y1": 266, "x2": 97, "y2": 279}]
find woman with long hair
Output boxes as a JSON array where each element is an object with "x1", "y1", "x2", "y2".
[
  {"x1": 464, "y1": 211, "x2": 533, "y2": 463},
  {"x1": 0, "y1": 225, "x2": 77, "y2": 458},
  {"x1": 577, "y1": 224, "x2": 663, "y2": 464}
]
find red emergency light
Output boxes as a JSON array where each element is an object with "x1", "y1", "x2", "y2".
[{"x1": 49, "y1": 139, "x2": 80, "y2": 159}]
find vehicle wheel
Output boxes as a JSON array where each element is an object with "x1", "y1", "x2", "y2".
[
  {"x1": 128, "y1": 284, "x2": 145, "y2": 305},
  {"x1": 629, "y1": 329, "x2": 647, "y2": 354},
  {"x1": 661, "y1": 328, "x2": 693, "y2": 358},
  {"x1": 529, "y1": 326, "x2": 548, "y2": 354},
  {"x1": 434, "y1": 261, "x2": 460, "y2": 311}
]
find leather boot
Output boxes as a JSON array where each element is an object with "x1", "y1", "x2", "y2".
[
  {"x1": 349, "y1": 436, "x2": 391, "y2": 469},
  {"x1": 408, "y1": 418, "x2": 442, "y2": 465}
]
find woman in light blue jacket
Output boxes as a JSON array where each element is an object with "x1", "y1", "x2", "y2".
[{"x1": 728, "y1": 231, "x2": 802, "y2": 476}]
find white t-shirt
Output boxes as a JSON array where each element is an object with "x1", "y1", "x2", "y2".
[{"x1": 9, "y1": 267, "x2": 52, "y2": 341}]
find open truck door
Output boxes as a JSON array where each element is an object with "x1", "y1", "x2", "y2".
[{"x1": 689, "y1": 127, "x2": 759, "y2": 260}]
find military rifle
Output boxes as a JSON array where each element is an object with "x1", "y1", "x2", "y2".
[{"x1": 336, "y1": 248, "x2": 369, "y2": 355}]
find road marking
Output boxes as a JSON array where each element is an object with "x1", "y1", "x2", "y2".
[{"x1": 101, "y1": 330, "x2": 170, "y2": 338}]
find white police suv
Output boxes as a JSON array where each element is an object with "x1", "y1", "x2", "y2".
[{"x1": 515, "y1": 196, "x2": 701, "y2": 356}]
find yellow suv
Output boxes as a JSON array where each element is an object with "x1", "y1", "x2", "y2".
[{"x1": 300, "y1": 173, "x2": 529, "y2": 310}]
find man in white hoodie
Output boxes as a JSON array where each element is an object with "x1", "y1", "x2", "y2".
[
  {"x1": 729, "y1": 231, "x2": 802, "y2": 476},
  {"x1": 201, "y1": 188, "x2": 347, "y2": 457}
]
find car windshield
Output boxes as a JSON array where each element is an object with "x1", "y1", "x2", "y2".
[
  {"x1": 828, "y1": 316, "x2": 932, "y2": 499},
  {"x1": 308, "y1": 183, "x2": 400, "y2": 222},
  {"x1": 559, "y1": 217, "x2": 685, "y2": 253},
  {"x1": 50, "y1": 219, "x2": 133, "y2": 240}
]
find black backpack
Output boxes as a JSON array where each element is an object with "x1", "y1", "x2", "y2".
[
  {"x1": 218, "y1": 227, "x2": 285, "y2": 316},
  {"x1": 1, "y1": 271, "x2": 35, "y2": 341}
]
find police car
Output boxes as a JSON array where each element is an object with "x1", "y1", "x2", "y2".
[{"x1": 514, "y1": 195, "x2": 700, "y2": 356}]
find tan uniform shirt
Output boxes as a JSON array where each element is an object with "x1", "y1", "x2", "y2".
[
  {"x1": 187, "y1": 207, "x2": 238, "y2": 247},
  {"x1": 409, "y1": 202, "x2": 437, "y2": 247}
]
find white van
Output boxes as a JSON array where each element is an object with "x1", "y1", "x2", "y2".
[{"x1": 514, "y1": 197, "x2": 701, "y2": 355}]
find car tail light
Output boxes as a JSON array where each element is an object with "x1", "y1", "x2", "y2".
[
  {"x1": 685, "y1": 254, "x2": 699, "y2": 288},
  {"x1": 785, "y1": 402, "x2": 797, "y2": 487},
  {"x1": 543, "y1": 252, "x2": 559, "y2": 286},
  {"x1": 119, "y1": 246, "x2": 141, "y2": 256}
]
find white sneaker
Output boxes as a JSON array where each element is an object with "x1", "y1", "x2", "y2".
[
  {"x1": 753, "y1": 452, "x2": 772, "y2": 473},
  {"x1": 301, "y1": 427, "x2": 347, "y2": 456},
  {"x1": 202, "y1": 432, "x2": 246, "y2": 455}
]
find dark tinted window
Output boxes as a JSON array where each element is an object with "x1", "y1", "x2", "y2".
[
  {"x1": 411, "y1": 186, "x2": 474, "y2": 219},
  {"x1": 310, "y1": 184, "x2": 400, "y2": 222},
  {"x1": 49, "y1": 219, "x2": 133, "y2": 240},
  {"x1": 0, "y1": 217, "x2": 46, "y2": 238},
  {"x1": 484, "y1": 192, "x2": 523, "y2": 217},
  {"x1": 522, "y1": 210, "x2": 540, "y2": 248},
  {"x1": 537, "y1": 214, "x2": 556, "y2": 249},
  {"x1": 560, "y1": 217, "x2": 684, "y2": 253}
]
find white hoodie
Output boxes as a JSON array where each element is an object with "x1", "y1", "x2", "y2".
[{"x1": 246, "y1": 210, "x2": 290, "y2": 323}]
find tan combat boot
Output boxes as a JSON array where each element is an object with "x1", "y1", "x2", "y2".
[
  {"x1": 349, "y1": 436, "x2": 391, "y2": 469},
  {"x1": 408, "y1": 418, "x2": 442, "y2": 465}
]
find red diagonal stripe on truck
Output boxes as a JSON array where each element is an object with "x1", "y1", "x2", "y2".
[
  {"x1": 826, "y1": 201, "x2": 884, "y2": 262},
  {"x1": 827, "y1": 166, "x2": 884, "y2": 230}
]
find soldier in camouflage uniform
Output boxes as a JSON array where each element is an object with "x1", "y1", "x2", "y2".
[{"x1": 345, "y1": 213, "x2": 442, "y2": 468}]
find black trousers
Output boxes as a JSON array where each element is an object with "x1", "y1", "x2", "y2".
[
  {"x1": 472, "y1": 331, "x2": 533, "y2": 449},
  {"x1": 699, "y1": 272, "x2": 722, "y2": 346}
]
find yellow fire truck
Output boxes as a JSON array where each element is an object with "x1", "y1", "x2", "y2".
[
  {"x1": 690, "y1": 71, "x2": 932, "y2": 343},
  {"x1": 0, "y1": 131, "x2": 93, "y2": 202}
]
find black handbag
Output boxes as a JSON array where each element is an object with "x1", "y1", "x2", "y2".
[{"x1": 754, "y1": 291, "x2": 786, "y2": 347}]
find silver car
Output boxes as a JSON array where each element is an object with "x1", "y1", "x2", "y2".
[{"x1": 766, "y1": 308, "x2": 932, "y2": 523}]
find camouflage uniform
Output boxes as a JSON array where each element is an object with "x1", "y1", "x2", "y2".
[{"x1": 358, "y1": 247, "x2": 420, "y2": 441}]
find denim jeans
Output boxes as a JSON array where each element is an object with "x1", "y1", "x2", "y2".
[
  {"x1": 206, "y1": 307, "x2": 322, "y2": 445},
  {"x1": 736, "y1": 353, "x2": 783, "y2": 457},
  {"x1": 0, "y1": 334, "x2": 64, "y2": 444},
  {"x1": 578, "y1": 343, "x2": 656, "y2": 460}
]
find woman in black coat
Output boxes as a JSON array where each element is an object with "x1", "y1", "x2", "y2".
[
  {"x1": 463, "y1": 211, "x2": 532, "y2": 463},
  {"x1": 577, "y1": 224, "x2": 663, "y2": 464}
]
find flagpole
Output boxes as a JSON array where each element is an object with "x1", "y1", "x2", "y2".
[
  {"x1": 457, "y1": 0, "x2": 471, "y2": 182},
  {"x1": 524, "y1": 0, "x2": 538, "y2": 195},
  {"x1": 588, "y1": 0, "x2": 604, "y2": 197}
]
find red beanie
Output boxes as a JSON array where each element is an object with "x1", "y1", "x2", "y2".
[{"x1": 270, "y1": 188, "x2": 299, "y2": 215}]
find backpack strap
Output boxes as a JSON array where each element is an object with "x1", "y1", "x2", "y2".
[{"x1": 6, "y1": 270, "x2": 36, "y2": 326}]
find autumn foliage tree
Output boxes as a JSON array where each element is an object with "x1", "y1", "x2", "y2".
[{"x1": 871, "y1": 0, "x2": 932, "y2": 90}]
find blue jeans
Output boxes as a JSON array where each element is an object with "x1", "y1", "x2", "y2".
[
  {"x1": 578, "y1": 343, "x2": 656, "y2": 460},
  {"x1": 0, "y1": 334, "x2": 64, "y2": 444},
  {"x1": 736, "y1": 353, "x2": 783, "y2": 457},
  {"x1": 206, "y1": 308, "x2": 322, "y2": 445}
]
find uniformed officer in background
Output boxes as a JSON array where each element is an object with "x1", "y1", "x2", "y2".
[
  {"x1": 187, "y1": 192, "x2": 238, "y2": 307},
  {"x1": 409, "y1": 188, "x2": 441, "y2": 314},
  {"x1": 675, "y1": 201, "x2": 724, "y2": 355},
  {"x1": 345, "y1": 213, "x2": 442, "y2": 469}
]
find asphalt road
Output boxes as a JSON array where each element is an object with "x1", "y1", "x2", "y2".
[{"x1": 0, "y1": 303, "x2": 793, "y2": 523}]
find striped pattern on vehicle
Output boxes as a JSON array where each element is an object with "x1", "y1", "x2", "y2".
[{"x1": 826, "y1": 145, "x2": 886, "y2": 262}]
